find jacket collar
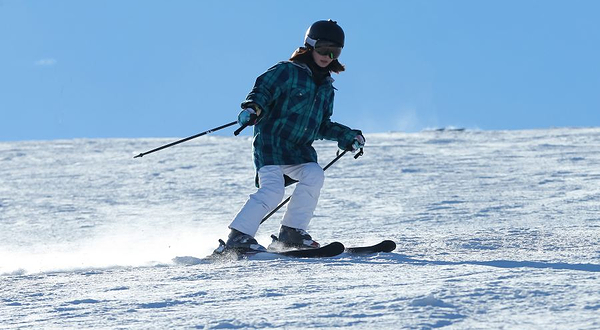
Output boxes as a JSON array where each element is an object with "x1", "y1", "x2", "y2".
[{"x1": 288, "y1": 61, "x2": 335, "y2": 84}]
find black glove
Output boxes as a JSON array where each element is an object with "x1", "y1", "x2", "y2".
[{"x1": 348, "y1": 134, "x2": 365, "y2": 151}]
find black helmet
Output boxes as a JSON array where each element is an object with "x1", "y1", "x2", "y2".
[{"x1": 304, "y1": 19, "x2": 345, "y2": 48}]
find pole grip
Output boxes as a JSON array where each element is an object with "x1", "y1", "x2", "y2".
[{"x1": 234, "y1": 114, "x2": 257, "y2": 136}]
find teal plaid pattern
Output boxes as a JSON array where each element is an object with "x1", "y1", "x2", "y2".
[{"x1": 241, "y1": 61, "x2": 360, "y2": 170}]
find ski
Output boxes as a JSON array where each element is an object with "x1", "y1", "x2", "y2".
[
  {"x1": 270, "y1": 241, "x2": 345, "y2": 258},
  {"x1": 172, "y1": 240, "x2": 395, "y2": 265},
  {"x1": 345, "y1": 240, "x2": 396, "y2": 255},
  {"x1": 209, "y1": 239, "x2": 345, "y2": 260}
]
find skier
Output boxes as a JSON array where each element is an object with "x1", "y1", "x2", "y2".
[{"x1": 226, "y1": 19, "x2": 365, "y2": 252}]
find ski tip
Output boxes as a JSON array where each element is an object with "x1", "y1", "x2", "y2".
[
  {"x1": 345, "y1": 240, "x2": 397, "y2": 254},
  {"x1": 329, "y1": 241, "x2": 345, "y2": 251},
  {"x1": 380, "y1": 240, "x2": 397, "y2": 252},
  {"x1": 276, "y1": 241, "x2": 345, "y2": 258},
  {"x1": 326, "y1": 241, "x2": 346, "y2": 256}
]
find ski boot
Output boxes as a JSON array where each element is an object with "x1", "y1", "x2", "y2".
[
  {"x1": 269, "y1": 225, "x2": 320, "y2": 251},
  {"x1": 213, "y1": 229, "x2": 266, "y2": 257}
]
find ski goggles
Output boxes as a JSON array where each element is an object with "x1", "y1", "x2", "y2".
[{"x1": 314, "y1": 40, "x2": 343, "y2": 60}]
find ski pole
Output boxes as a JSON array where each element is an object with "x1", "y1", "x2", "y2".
[
  {"x1": 133, "y1": 121, "x2": 237, "y2": 158},
  {"x1": 260, "y1": 149, "x2": 363, "y2": 224}
]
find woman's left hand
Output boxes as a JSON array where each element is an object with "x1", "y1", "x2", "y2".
[{"x1": 350, "y1": 134, "x2": 365, "y2": 151}]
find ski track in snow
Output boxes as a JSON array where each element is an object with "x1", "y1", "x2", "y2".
[{"x1": 1, "y1": 128, "x2": 600, "y2": 329}]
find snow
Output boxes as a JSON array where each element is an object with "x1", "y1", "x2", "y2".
[{"x1": 1, "y1": 127, "x2": 600, "y2": 329}]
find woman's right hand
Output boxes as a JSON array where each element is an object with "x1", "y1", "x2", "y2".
[{"x1": 237, "y1": 108, "x2": 258, "y2": 126}]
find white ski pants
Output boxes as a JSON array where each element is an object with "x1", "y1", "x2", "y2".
[{"x1": 229, "y1": 162, "x2": 325, "y2": 237}]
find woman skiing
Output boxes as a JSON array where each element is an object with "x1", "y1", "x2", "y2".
[{"x1": 225, "y1": 19, "x2": 365, "y2": 252}]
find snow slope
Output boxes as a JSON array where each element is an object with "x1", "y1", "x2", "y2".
[{"x1": 1, "y1": 128, "x2": 600, "y2": 329}]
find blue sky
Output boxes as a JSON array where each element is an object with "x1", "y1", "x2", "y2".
[{"x1": 1, "y1": 0, "x2": 599, "y2": 141}]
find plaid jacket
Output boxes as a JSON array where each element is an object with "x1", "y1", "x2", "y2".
[{"x1": 241, "y1": 61, "x2": 361, "y2": 170}]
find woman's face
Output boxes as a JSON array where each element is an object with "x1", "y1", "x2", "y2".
[{"x1": 312, "y1": 50, "x2": 334, "y2": 68}]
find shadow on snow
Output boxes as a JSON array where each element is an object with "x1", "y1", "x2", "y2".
[{"x1": 389, "y1": 254, "x2": 600, "y2": 273}]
